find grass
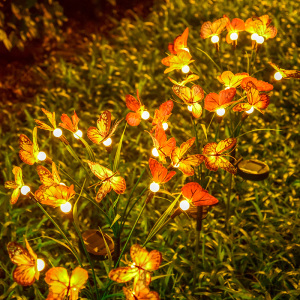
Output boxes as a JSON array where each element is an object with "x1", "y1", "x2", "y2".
[{"x1": 0, "y1": 0, "x2": 300, "y2": 299}]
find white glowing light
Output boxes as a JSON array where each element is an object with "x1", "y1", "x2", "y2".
[
  {"x1": 181, "y1": 65, "x2": 190, "y2": 73},
  {"x1": 37, "y1": 151, "x2": 46, "y2": 161},
  {"x1": 162, "y1": 122, "x2": 168, "y2": 130},
  {"x1": 216, "y1": 108, "x2": 226, "y2": 117},
  {"x1": 59, "y1": 182, "x2": 66, "y2": 186},
  {"x1": 60, "y1": 202, "x2": 72, "y2": 213},
  {"x1": 73, "y1": 130, "x2": 83, "y2": 139},
  {"x1": 103, "y1": 137, "x2": 112, "y2": 147},
  {"x1": 246, "y1": 106, "x2": 254, "y2": 114},
  {"x1": 180, "y1": 200, "x2": 190, "y2": 211},
  {"x1": 152, "y1": 148, "x2": 159, "y2": 157},
  {"x1": 173, "y1": 163, "x2": 180, "y2": 168},
  {"x1": 211, "y1": 35, "x2": 219, "y2": 43},
  {"x1": 150, "y1": 182, "x2": 160, "y2": 193},
  {"x1": 53, "y1": 128, "x2": 62, "y2": 137},
  {"x1": 274, "y1": 72, "x2": 283, "y2": 81},
  {"x1": 251, "y1": 33, "x2": 259, "y2": 41},
  {"x1": 230, "y1": 32, "x2": 238, "y2": 41},
  {"x1": 141, "y1": 111, "x2": 150, "y2": 120},
  {"x1": 21, "y1": 185, "x2": 30, "y2": 195},
  {"x1": 182, "y1": 47, "x2": 190, "y2": 52},
  {"x1": 131, "y1": 263, "x2": 136, "y2": 269},
  {"x1": 256, "y1": 36, "x2": 264, "y2": 44},
  {"x1": 37, "y1": 259, "x2": 45, "y2": 271},
  {"x1": 225, "y1": 86, "x2": 230, "y2": 90},
  {"x1": 187, "y1": 105, "x2": 193, "y2": 112}
]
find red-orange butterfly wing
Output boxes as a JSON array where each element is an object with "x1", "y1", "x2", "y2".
[
  {"x1": 19, "y1": 134, "x2": 35, "y2": 165},
  {"x1": 109, "y1": 267, "x2": 139, "y2": 283},
  {"x1": 169, "y1": 27, "x2": 189, "y2": 54},
  {"x1": 241, "y1": 77, "x2": 273, "y2": 92},
  {"x1": 110, "y1": 175, "x2": 126, "y2": 195},
  {"x1": 149, "y1": 158, "x2": 176, "y2": 184}
]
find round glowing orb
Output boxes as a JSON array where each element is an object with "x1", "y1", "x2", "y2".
[
  {"x1": 59, "y1": 182, "x2": 66, "y2": 186},
  {"x1": 21, "y1": 185, "x2": 30, "y2": 195},
  {"x1": 230, "y1": 32, "x2": 238, "y2": 40},
  {"x1": 149, "y1": 182, "x2": 160, "y2": 193},
  {"x1": 251, "y1": 33, "x2": 259, "y2": 41},
  {"x1": 173, "y1": 163, "x2": 180, "y2": 168},
  {"x1": 53, "y1": 128, "x2": 62, "y2": 137},
  {"x1": 37, "y1": 151, "x2": 46, "y2": 161},
  {"x1": 181, "y1": 65, "x2": 190, "y2": 73},
  {"x1": 256, "y1": 36, "x2": 264, "y2": 44},
  {"x1": 211, "y1": 35, "x2": 219, "y2": 43},
  {"x1": 60, "y1": 202, "x2": 72, "y2": 213},
  {"x1": 182, "y1": 47, "x2": 189, "y2": 52},
  {"x1": 216, "y1": 108, "x2": 226, "y2": 117},
  {"x1": 246, "y1": 106, "x2": 254, "y2": 114},
  {"x1": 225, "y1": 86, "x2": 230, "y2": 90},
  {"x1": 141, "y1": 111, "x2": 150, "y2": 120},
  {"x1": 103, "y1": 137, "x2": 112, "y2": 147},
  {"x1": 162, "y1": 122, "x2": 168, "y2": 130},
  {"x1": 274, "y1": 72, "x2": 283, "y2": 81},
  {"x1": 73, "y1": 130, "x2": 83, "y2": 139},
  {"x1": 131, "y1": 263, "x2": 136, "y2": 269},
  {"x1": 187, "y1": 105, "x2": 193, "y2": 112},
  {"x1": 180, "y1": 200, "x2": 190, "y2": 211},
  {"x1": 37, "y1": 259, "x2": 45, "y2": 271},
  {"x1": 152, "y1": 147, "x2": 159, "y2": 157}
]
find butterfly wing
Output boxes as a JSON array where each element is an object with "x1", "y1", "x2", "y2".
[
  {"x1": 211, "y1": 17, "x2": 228, "y2": 35},
  {"x1": 110, "y1": 175, "x2": 126, "y2": 195},
  {"x1": 173, "y1": 27, "x2": 189, "y2": 53},
  {"x1": 45, "y1": 267, "x2": 69, "y2": 300},
  {"x1": 86, "y1": 160, "x2": 114, "y2": 181},
  {"x1": 96, "y1": 181, "x2": 112, "y2": 203},
  {"x1": 215, "y1": 138, "x2": 237, "y2": 154},
  {"x1": 171, "y1": 138, "x2": 195, "y2": 165},
  {"x1": 191, "y1": 102, "x2": 202, "y2": 118},
  {"x1": 42, "y1": 108, "x2": 56, "y2": 128},
  {"x1": 134, "y1": 280, "x2": 160, "y2": 300},
  {"x1": 200, "y1": 21, "x2": 213, "y2": 38},
  {"x1": 126, "y1": 112, "x2": 142, "y2": 126},
  {"x1": 19, "y1": 134, "x2": 35, "y2": 165},
  {"x1": 69, "y1": 267, "x2": 89, "y2": 300},
  {"x1": 172, "y1": 85, "x2": 192, "y2": 104},
  {"x1": 149, "y1": 158, "x2": 176, "y2": 184},
  {"x1": 126, "y1": 94, "x2": 141, "y2": 112},
  {"x1": 178, "y1": 154, "x2": 204, "y2": 176},
  {"x1": 37, "y1": 165, "x2": 55, "y2": 186},
  {"x1": 109, "y1": 266, "x2": 139, "y2": 283},
  {"x1": 247, "y1": 88, "x2": 270, "y2": 113}
]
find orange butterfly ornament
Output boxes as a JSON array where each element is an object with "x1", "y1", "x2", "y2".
[
  {"x1": 7, "y1": 239, "x2": 40, "y2": 286},
  {"x1": 241, "y1": 76, "x2": 273, "y2": 92},
  {"x1": 223, "y1": 15, "x2": 245, "y2": 44},
  {"x1": 204, "y1": 88, "x2": 237, "y2": 113},
  {"x1": 5, "y1": 166, "x2": 24, "y2": 205},
  {"x1": 245, "y1": 15, "x2": 277, "y2": 40},
  {"x1": 217, "y1": 71, "x2": 249, "y2": 89},
  {"x1": 161, "y1": 49, "x2": 194, "y2": 74},
  {"x1": 171, "y1": 138, "x2": 204, "y2": 176},
  {"x1": 148, "y1": 122, "x2": 176, "y2": 163},
  {"x1": 168, "y1": 74, "x2": 200, "y2": 86},
  {"x1": 19, "y1": 127, "x2": 40, "y2": 165},
  {"x1": 87, "y1": 110, "x2": 122, "y2": 145},
  {"x1": 86, "y1": 160, "x2": 126, "y2": 202},
  {"x1": 37, "y1": 163, "x2": 61, "y2": 186},
  {"x1": 172, "y1": 84, "x2": 204, "y2": 118},
  {"x1": 45, "y1": 266, "x2": 88, "y2": 300},
  {"x1": 202, "y1": 138, "x2": 237, "y2": 174},
  {"x1": 181, "y1": 182, "x2": 219, "y2": 206},
  {"x1": 168, "y1": 27, "x2": 189, "y2": 54},
  {"x1": 269, "y1": 62, "x2": 300, "y2": 80},
  {"x1": 109, "y1": 244, "x2": 162, "y2": 286},
  {"x1": 59, "y1": 111, "x2": 80, "y2": 133},
  {"x1": 125, "y1": 91, "x2": 147, "y2": 126},
  {"x1": 151, "y1": 100, "x2": 173, "y2": 130},
  {"x1": 123, "y1": 279, "x2": 160, "y2": 300},
  {"x1": 35, "y1": 108, "x2": 57, "y2": 131},
  {"x1": 200, "y1": 17, "x2": 228, "y2": 41}
]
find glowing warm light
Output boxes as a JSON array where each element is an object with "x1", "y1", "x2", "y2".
[
  {"x1": 37, "y1": 151, "x2": 46, "y2": 161},
  {"x1": 187, "y1": 105, "x2": 193, "y2": 112},
  {"x1": 131, "y1": 263, "x2": 136, "y2": 269},
  {"x1": 37, "y1": 259, "x2": 45, "y2": 271},
  {"x1": 53, "y1": 128, "x2": 62, "y2": 137},
  {"x1": 180, "y1": 200, "x2": 190, "y2": 211},
  {"x1": 274, "y1": 72, "x2": 283, "y2": 80},
  {"x1": 183, "y1": 47, "x2": 189, "y2": 52},
  {"x1": 246, "y1": 106, "x2": 254, "y2": 114},
  {"x1": 216, "y1": 108, "x2": 226, "y2": 117},
  {"x1": 59, "y1": 182, "x2": 66, "y2": 186},
  {"x1": 173, "y1": 163, "x2": 180, "y2": 168},
  {"x1": 73, "y1": 130, "x2": 83, "y2": 139},
  {"x1": 251, "y1": 33, "x2": 259, "y2": 41},
  {"x1": 152, "y1": 148, "x2": 159, "y2": 157},
  {"x1": 181, "y1": 65, "x2": 190, "y2": 73},
  {"x1": 225, "y1": 86, "x2": 230, "y2": 90},
  {"x1": 103, "y1": 137, "x2": 112, "y2": 147},
  {"x1": 60, "y1": 202, "x2": 72, "y2": 213},
  {"x1": 230, "y1": 32, "x2": 238, "y2": 40},
  {"x1": 21, "y1": 185, "x2": 30, "y2": 195},
  {"x1": 73, "y1": 288, "x2": 77, "y2": 291},
  {"x1": 141, "y1": 111, "x2": 150, "y2": 120},
  {"x1": 256, "y1": 36, "x2": 264, "y2": 44},
  {"x1": 211, "y1": 35, "x2": 219, "y2": 43},
  {"x1": 162, "y1": 122, "x2": 168, "y2": 130},
  {"x1": 150, "y1": 182, "x2": 160, "y2": 193}
]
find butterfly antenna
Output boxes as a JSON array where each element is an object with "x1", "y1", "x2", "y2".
[{"x1": 88, "y1": 182, "x2": 101, "y2": 189}]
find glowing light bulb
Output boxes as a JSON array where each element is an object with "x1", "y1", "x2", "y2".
[
  {"x1": 180, "y1": 200, "x2": 190, "y2": 211},
  {"x1": 150, "y1": 182, "x2": 160, "y2": 193},
  {"x1": 216, "y1": 108, "x2": 226, "y2": 117},
  {"x1": 274, "y1": 72, "x2": 283, "y2": 80},
  {"x1": 73, "y1": 130, "x2": 83, "y2": 139},
  {"x1": 251, "y1": 33, "x2": 259, "y2": 41},
  {"x1": 211, "y1": 35, "x2": 219, "y2": 43},
  {"x1": 152, "y1": 147, "x2": 159, "y2": 157},
  {"x1": 141, "y1": 111, "x2": 150, "y2": 120},
  {"x1": 21, "y1": 185, "x2": 30, "y2": 195},
  {"x1": 60, "y1": 202, "x2": 72, "y2": 213},
  {"x1": 131, "y1": 263, "x2": 136, "y2": 269},
  {"x1": 182, "y1": 47, "x2": 189, "y2": 52},
  {"x1": 230, "y1": 32, "x2": 238, "y2": 40},
  {"x1": 256, "y1": 36, "x2": 264, "y2": 44},
  {"x1": 225, "y1": 86, "x2": 230, "y2": 90},
  {"x1": 37, "y1": 151, "x2": 46, "y2": 161},
  {"x1": 181, "y1": 65, "x2": 190, "y2": 73},
  {"x1": 173, "y1": 163, "x2": 180, "y2": 168},
  {"x1": 162, "y1": 122, "x2": 168, "y2": 130},
  {"x1": 53, "y1": 128, "x2": 62, "y2": 137},
  {"x1": 103, "y1": 137, "x2": 112, "y2": 147},
  {"x1": 187, "y1": 105, "x2": 193, "y2": 112},
  {"x1": 246, "y1": 106, "x2": 254, "y2": 114},
  {"x1": 59, "y1": 182, "x2": 66, "y2": 186},
  {"x1": 37, "y1": 259, "x2": 45, "y2": 271}
]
